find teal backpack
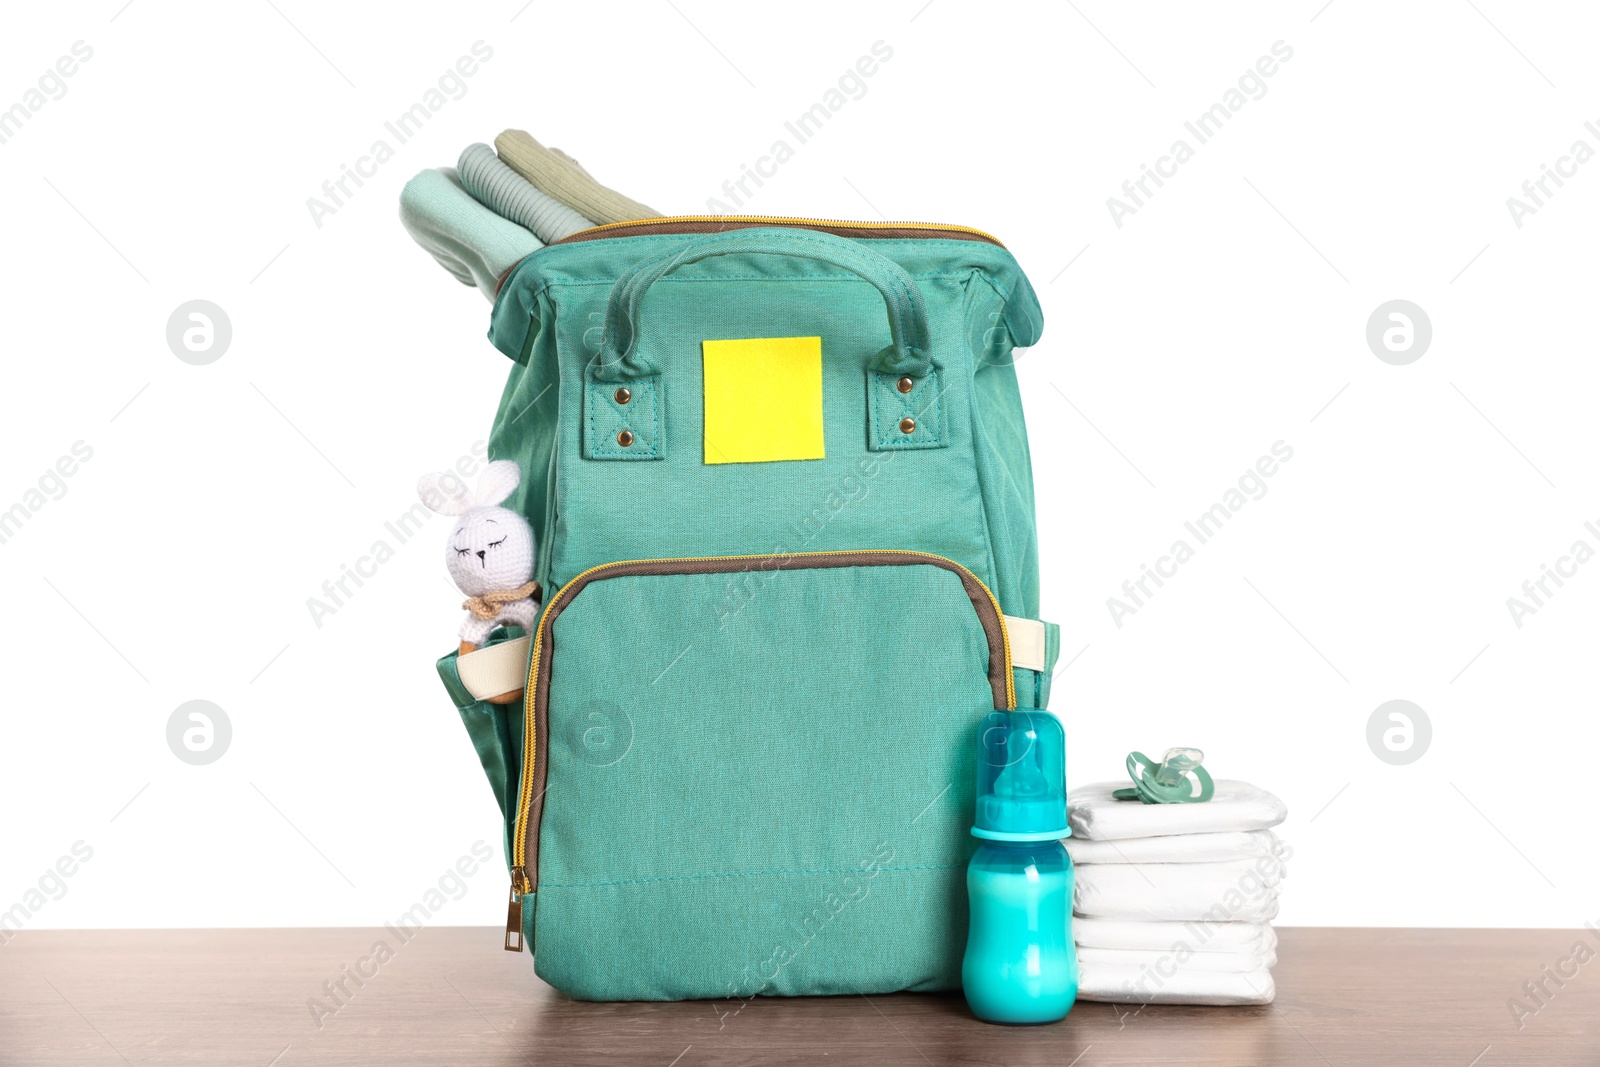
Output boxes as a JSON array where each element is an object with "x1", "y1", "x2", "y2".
[{"x1": 435, "y1": 216, "x2": 1059, "y2": 1001}]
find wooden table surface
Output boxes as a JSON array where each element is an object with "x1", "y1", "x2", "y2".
[{"x1": 2, "y1": 927, "x2": 1593, "y2": 1066}]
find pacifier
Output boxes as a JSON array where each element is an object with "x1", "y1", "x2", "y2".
[{"x1": 1112, "y1": 747, "x2": 1214, "y2": 804}]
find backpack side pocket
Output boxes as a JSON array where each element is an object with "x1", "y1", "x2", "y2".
[{"x1": 436, "y1": 628, "x2": 528, "y2": 869}]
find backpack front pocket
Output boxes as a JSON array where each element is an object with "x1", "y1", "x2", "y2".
[{"x1": 509, "y1": 550, "x2": 1012, "y2": 1000}]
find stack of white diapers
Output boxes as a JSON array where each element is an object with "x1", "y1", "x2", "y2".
[{"x1": 1066, "y1": 780, "x2": 1289, "y2": 1006}]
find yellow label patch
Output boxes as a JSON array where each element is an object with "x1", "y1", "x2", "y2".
[{"x1": 702, "y1": 336, "x2": 825, "y2": 464}]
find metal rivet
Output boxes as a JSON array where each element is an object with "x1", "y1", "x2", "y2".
[
  {"x1": 899, "y1": 417, "x2": 917, "y2": 434},
  {"x1": 896, "y1": 376, "x2": 914, "y2": 394},
  {"x1": 617, "y1": 430, "x2": 634, "y2": 447},
  {"x1": 614, "y1": 387, "x2": 632, "y2": 404}
]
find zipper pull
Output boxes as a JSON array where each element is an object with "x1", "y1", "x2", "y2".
[{"x1": 504, "y1": 870, "x2": 526, "y2": 952}]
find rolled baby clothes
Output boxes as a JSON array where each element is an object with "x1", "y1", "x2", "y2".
[
  {"x1": 399, "y1": 168, "x2": 543, "y2": 300},
  {"x1": 550, "y1": 146, "x2": 591, "y2": 177},
  {"x1": 1068, "y1": 780, "x2": 1287, "y2": 840},
  {"x1": 457, "y1": 143, "x2": 595, "y2": 244},
  {"x1": 1073, "y1": 857, "x2": 1285, "y2": 922},
  {"x1": 1073, "y1": 917, "x2": 1278, "y2": 956},
  {"x1": 495, "y1": 129, "x2": 661, "y2": 224}
]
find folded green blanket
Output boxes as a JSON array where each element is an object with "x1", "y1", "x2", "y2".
[
  {"x1": 399, "y1": 167, "x2": 542, "y2": 300},
  {"x1": 457, "y1": 143, "x2": 595, "y2": 244},
  {"x1": 495, "y1": 129, "x2": 661, "y2": 225}
]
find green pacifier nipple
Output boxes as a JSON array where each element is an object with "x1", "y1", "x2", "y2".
[{"x1": 1112, "y1": 746, "x2": 1215, "y2": 804}]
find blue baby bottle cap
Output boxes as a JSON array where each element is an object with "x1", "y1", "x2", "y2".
[{"x1": 971, "y1": 709, "x2": 1071, "y2": 841}]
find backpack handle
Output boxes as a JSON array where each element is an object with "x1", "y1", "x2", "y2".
[{"x1": 591, "y1": 228, "x2": 933, "y2": 383}]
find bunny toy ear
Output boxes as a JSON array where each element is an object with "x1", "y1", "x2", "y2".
[
  {"x1": 416, "y1": 470, "x2": 475, "y2": 516},
  {"x1": 474, "y1": 459, "x2": 522, "y2": 507}
]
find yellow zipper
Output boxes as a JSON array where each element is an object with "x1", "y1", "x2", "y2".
[
  {"x1": 509, "y1": 549, "x2": 1013, "y2": 896},
  {"x1": 554, "y1": 214, "x2": 1006, "y2": 248}
]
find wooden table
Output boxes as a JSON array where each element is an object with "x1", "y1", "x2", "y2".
[{"x1": 2, "y1": 928, "x2": 1593, "y2": 1065}]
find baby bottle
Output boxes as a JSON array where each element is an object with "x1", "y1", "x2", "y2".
[{"x1": 961, "y1": 708, "x2": 1077, "y2": 1024}]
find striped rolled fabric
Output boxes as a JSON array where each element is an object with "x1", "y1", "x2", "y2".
[
  {"x1": 494, "y1": 128, "x2": 661, "y2": 225},
  {"x1": 458, "y1": 143, "x2": 596, "y2": 244}
]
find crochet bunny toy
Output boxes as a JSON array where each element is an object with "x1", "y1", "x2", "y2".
[{"x1": 417, "y1": 459, "x2": 539, "y2": 647}]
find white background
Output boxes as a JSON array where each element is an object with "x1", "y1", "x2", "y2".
[{"x1": 2, "y1": 0, "x2": 1595, "y2": 933}]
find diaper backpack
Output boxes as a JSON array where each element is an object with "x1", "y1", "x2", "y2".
[{"x1": 434, "y1": 216, "x2": 1059, "y2": 1001}]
